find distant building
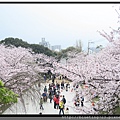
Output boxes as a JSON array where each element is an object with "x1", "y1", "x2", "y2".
[
  {"x1": 89, "y1": 46, "x2": 103, "y2": 54},
  {"x1": 51, "y1": 45, "x2": 61, "y2": 52},
  {"x1": 39, "y1": 38, "x2": 61, "y2": 51},
  {"x1": 39, "y1": 38, "x2": 51, "y2": 49}
]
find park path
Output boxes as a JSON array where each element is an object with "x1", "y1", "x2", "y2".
[
  {"x1": 3, "y1": 78, "x2": 92, "y2": 115},
  {"x1": 41, "y1": 78, "x2": 92, "y2": 115}
]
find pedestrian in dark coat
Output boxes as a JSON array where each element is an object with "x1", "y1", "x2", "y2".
[
  {"x1": 43, "y1": 75, "x2": 47, "y2": 82},
  {"x1": 44, "y1": 86, "x2": 47, "y2": 93},
  {"x1": 62, "y1": 95, "x2": 66, "y2": 105},
  {"x1": 49, "y1": 92, "x2": 53, "y2": 103},
  {"x1": 81, "y1": 96, "x2": 84, "y2": 107},
  {"x1": 66, "y1": 83, "x2": 69, "y2": 91},
  {"x1": 52, "y1": 74, "x2": 56, "y2": 83}
]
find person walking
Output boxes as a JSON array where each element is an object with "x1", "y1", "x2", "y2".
[
  {"x1": 56, "y1": 90, "x2": 60, "y2": 97},
  {"x1": 56, "y1": 95, "x2": 60, "y2": 109},
  {"x1": 44, "y1": 86, "x2": 47, "y2": 93},
  {"x1": 66, "y1": 83, "x2": 69, "y2": 91},
  {"x1": 81, "y1": 100, "x2": 83, "y2": 107},
  {"x1": 58, "y1": 83, "x2": 60, "y2": 90},
  {"x1": 42, "y1": 92, "x2": 47, "y2": 102},
  {"x1": 62, "y1": 95, "x2": 66, "y2": 105},
  {"x1": 76, "y1": 97, "x2": 80, "y2": 107},
  {"x1": 59, "y1": 99, "x2": 64, "y2": 115},
  {"x1": 74, "y1": 100, "x2": 77, "y2": 106},
  {"x1": 53, "y1": 85, "x2": 56, "y2": 95},
  {"x1": 56, "y1": 82, "x2": 59, "y2": 90},
  {"x1": 59, "y1": 75, "x2": 62, "y2": 80},
  {"x1": 53, "y1": 95, "x2": 57, "y2": 109},
  {"x1": 61, "y1": 81, "x2": 64, "y2": 89},
  {"x1": 39, "y1": 97, "x2": 44, "y2": 110},
  {"x1": 52, "y1": 74, "x2": 56, "y2": 84},
  {"x1": 43, "y1": 75, "x2": 47, "y2": 82},
  {"x1": 48, "y1": 85, "x2": 52, "y2": 94},
  {"x1": 49, "y1": 91, "x2": 53, "y2": 103},
  {"x1": 81, "y1": 96, "x2": 84, "y2": 107},
  {"x1": 73, "y1": 84, "x2": 76, "y2": 91}
]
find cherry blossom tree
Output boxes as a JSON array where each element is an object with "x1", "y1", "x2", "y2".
[
  {"x1": 0, "y1": 44, "x2": 57, "y2": 113},
  {"x1": 53, "y1": 40, "x2": 120, "y2": 114},
  {"x1": 1, "y1": 5, "x2": 120, "y2": 114}
]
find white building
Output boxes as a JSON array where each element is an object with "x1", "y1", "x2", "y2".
[
  {"x1": 39, "y1": 38, "x2": 51, "y2": 49},
  {"x1": 51, "y1": 45, "x2": 61, "y2": 52}
]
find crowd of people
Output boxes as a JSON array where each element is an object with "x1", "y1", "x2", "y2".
[{"x1": 39, "y1": 74, "x2": 84, "y2": 115}]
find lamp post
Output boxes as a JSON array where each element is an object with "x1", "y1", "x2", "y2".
[{"x1": 88, "y1": 41, "x2": 94, "y2": 55}]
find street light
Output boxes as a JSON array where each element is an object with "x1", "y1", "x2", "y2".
[{"x1": 88, "y1": 41, "x2": 94, "y2": 55}]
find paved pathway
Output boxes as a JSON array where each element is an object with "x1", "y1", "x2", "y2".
[{"x1": 3, "y1": 80, "x2": 92, "y2": 115}]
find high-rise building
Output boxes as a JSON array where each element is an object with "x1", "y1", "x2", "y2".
[
  {"x1": 39, "y1": 38, "x2": 61, "y2": 51},
  {"x1": 51, "y1": 45, "x2": 61, "y2": 52},
  {"x1": 39, "y1": 38, "x2": 51, "y2": 49}
]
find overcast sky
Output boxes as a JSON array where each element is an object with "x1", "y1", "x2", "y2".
[{"x1": 0, "y1": 3, "x2": 119, "y2": 50}]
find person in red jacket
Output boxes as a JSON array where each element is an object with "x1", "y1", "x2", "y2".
[
  {"x1": 55, "y1": 95, "x2": 60, "y2": 109},
  {"x1": 53, "y1": 95, "x2": 57, "y2": 109}
]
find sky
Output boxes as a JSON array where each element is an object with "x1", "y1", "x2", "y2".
[{"x1": 0, "y1": 3, "x2": 120, "y2": 51}]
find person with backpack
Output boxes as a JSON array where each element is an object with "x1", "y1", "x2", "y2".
[{"x1": 62, "y1": 95, "x2": 66, "y2": 105}]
